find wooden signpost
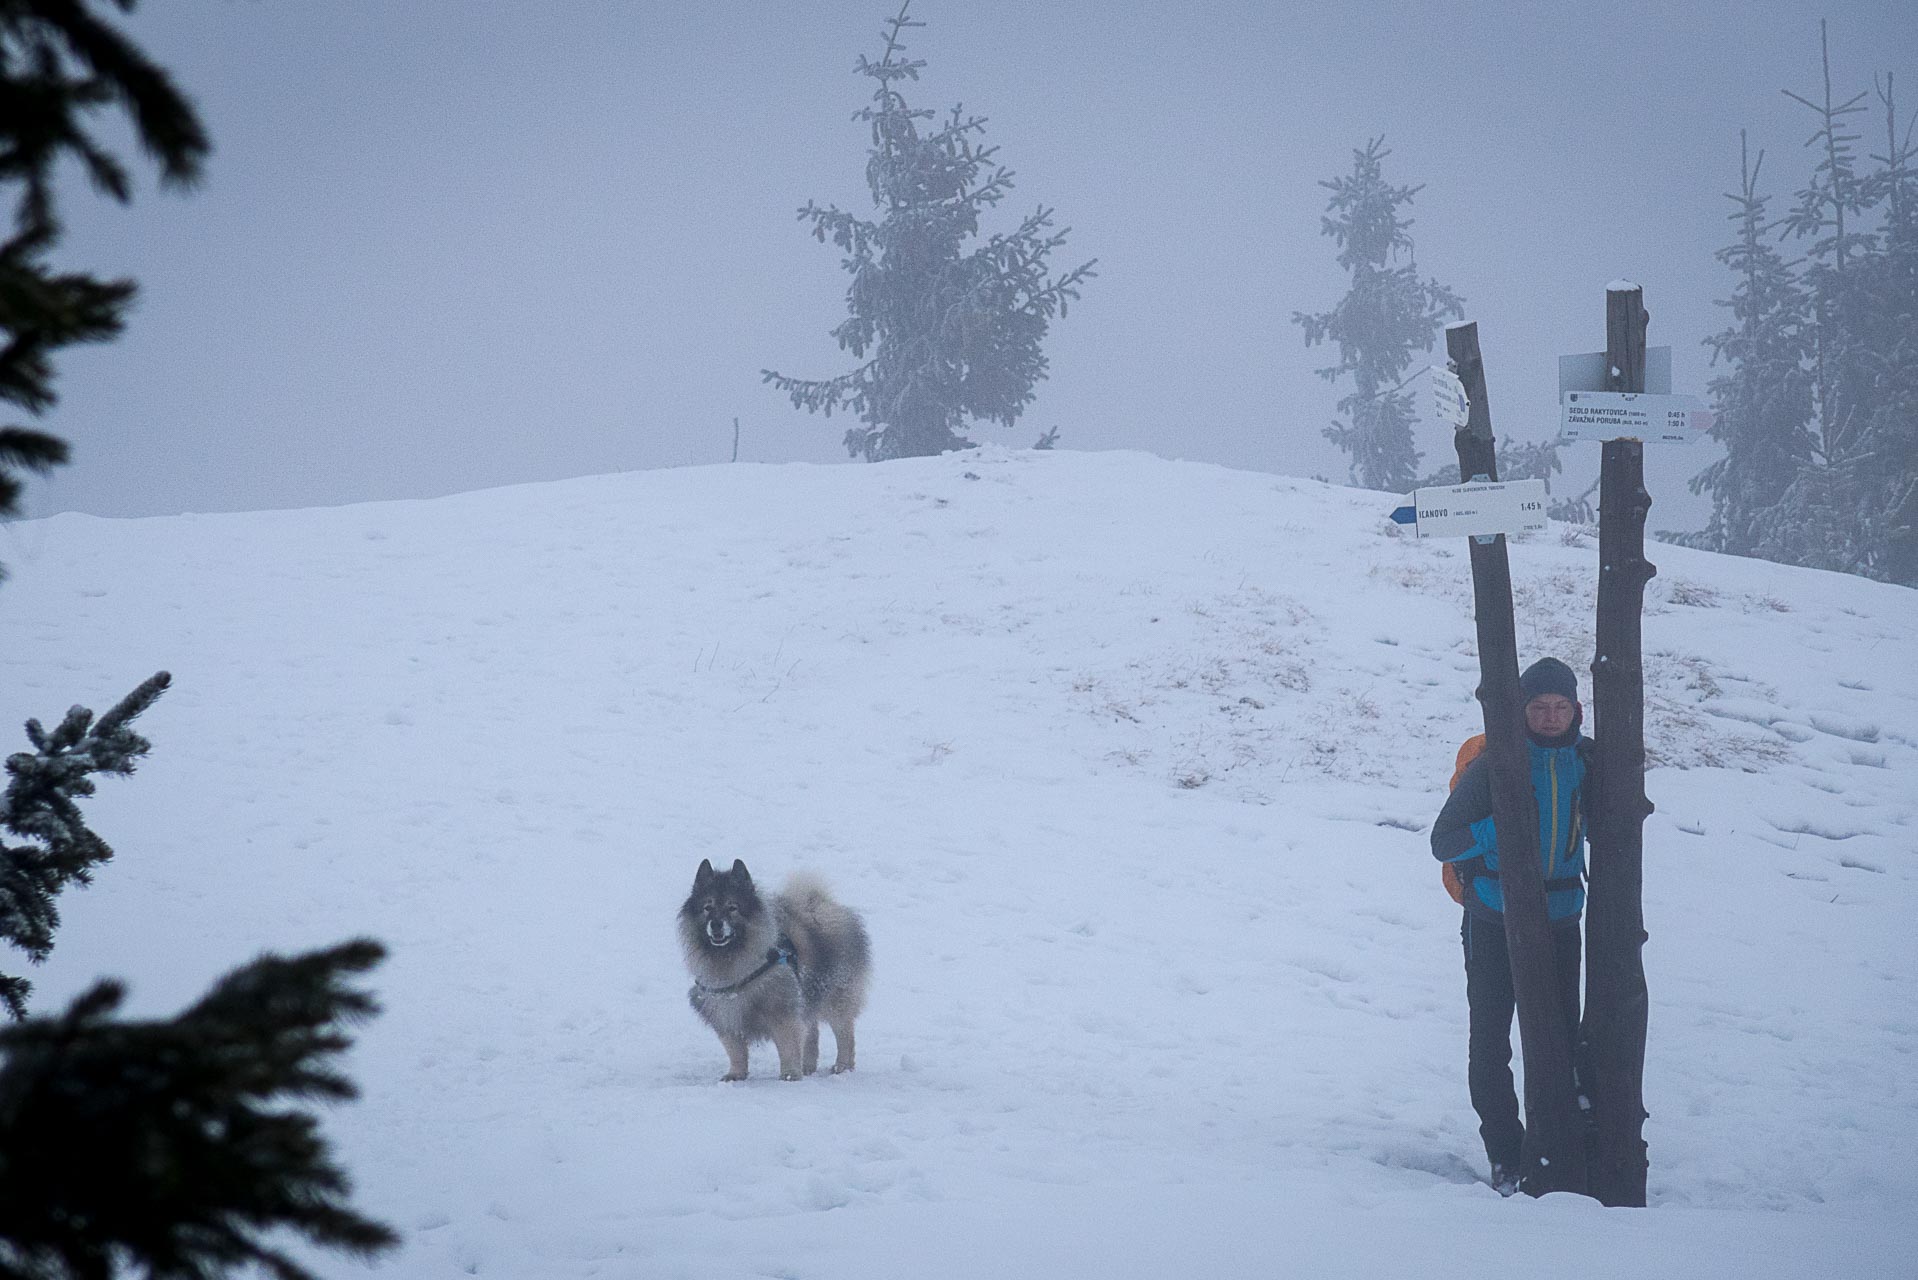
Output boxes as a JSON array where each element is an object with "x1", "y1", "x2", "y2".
[
  {"x1": 1422, "y1": 291, "x2": 1668, "y2": 1205},
  {"x1": 1443, "y1": 321, "x2": 1589, "y2": 1197},
  {"x1": 1583, "y1": 286, "x2": 1656, "y2": 1208}
]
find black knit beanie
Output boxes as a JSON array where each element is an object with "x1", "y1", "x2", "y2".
[{"x1": 1519, "y1": 657, "x2": 1579, "y2": 704}]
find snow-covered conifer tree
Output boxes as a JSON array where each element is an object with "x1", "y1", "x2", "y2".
[
  {"x1": 1851, "y1": 73, "x2": 1918, "y2": 584},
  {"x1": 1769, "y1": 24, "x2": 1884, "y2": 574},
  {"x1": 1294, "y1": 138, "x2": 1463, "y2": 494},
  {"x1": 1743, "y1": 26, "x2": 1918, "y2": 584},
  {"x1": 1782, "y1": 25, "x2": 1878, "y2": 456},
  {"x1": 1689, "y1": 133, "x2": 1821, "y2": 561},
  {"x1": 763, "y1": 2, "x2": 1094, "y2": 461}
]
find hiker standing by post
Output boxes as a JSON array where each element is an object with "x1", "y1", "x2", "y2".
[{"x1": 1431, "y1": 657, "x2": 1594, "y2": 1195}]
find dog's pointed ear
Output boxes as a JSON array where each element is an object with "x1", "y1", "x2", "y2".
[
  {"x1": 695, "y1": 858, "x2": 715, "y2": 885},
  {"x1": 731, "y1": 858, "x2": 750, "y2": 882}
]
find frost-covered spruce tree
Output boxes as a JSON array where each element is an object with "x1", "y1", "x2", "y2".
[
  {"x1": 1689, "y1": 132, "x2": 1820, "y2": 561},
  {"x1": 1782, "y1": 25, "x2": 1878, "y2": 459},
  {"x1": 1770, "y1": 23, "x2": 1884, "y2": 574},
  {"x1": 763, "y1": 2, "x2": 1094, "y2": 461},
  {"x1": 0, "y1": 0, "x2": 208, "y2": 566},
  {"x1": 1294, "y1": 137, "x2": 1464, "y2": 494},
  {"x1": 1748, "y1": 29, "x2": 1918, "y2": 584},
  {"x1": 1850, "y1": 73, "x2": 1918, "y2": 585}
]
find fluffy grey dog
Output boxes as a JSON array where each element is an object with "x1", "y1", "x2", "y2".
[{"x1": 678, "y1": 858, "x2": 870, "y2": 1082}]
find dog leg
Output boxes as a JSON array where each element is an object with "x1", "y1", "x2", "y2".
[
  {"x1": 803, "y1": 1023, "x2": 820, "y2": 1076},
  {"x1": 773, "y1": 1024, "x2": 805, "y2": 1082},
  {"x1": 829, "y1": 1018, "x2": 856, "y2": 1074},
  {"x1": 718, "y1": 1033, "x2": 750, "y2": 1082}
]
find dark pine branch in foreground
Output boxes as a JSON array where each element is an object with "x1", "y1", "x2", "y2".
[{"x1": 0, "y1": 939, "x2": 399, "y2": 1280}]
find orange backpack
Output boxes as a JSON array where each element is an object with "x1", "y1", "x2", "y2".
[{"x1": 1442, "y1": 734, "x2": 1487, "y2": 905}]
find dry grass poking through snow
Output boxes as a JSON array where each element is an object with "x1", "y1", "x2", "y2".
[{"x1": 1070, "y1": 517, "x2": 1810, "y2": 797}]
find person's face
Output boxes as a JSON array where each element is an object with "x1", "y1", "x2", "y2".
[{"x1": 1525, "y1": 694, "x2": 1577, "y2": 737}]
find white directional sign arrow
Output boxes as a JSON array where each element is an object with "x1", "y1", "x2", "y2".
[
  {"x1": 1559, "y1": 390, "x2": 1713, "y2": 444},
  {"x1": 1389, "y1": 478, "x2": 1548, "y2": 539}
]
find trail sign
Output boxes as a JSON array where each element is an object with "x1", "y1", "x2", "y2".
[
  {"x1": 1559, "y1": 346, "x2": 1671, "y2": 396},
  {"x1": 1560, "y1": 391, "x2": 1712, "y2": 444},
  {"x1": 1389, "y1": 478, "x2": 1548, "y2": 538},
  {"x1": 1430, "y1": 365, "x2": 1470, "y2": 427}
]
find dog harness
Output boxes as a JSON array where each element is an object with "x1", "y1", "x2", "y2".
[{"x1": 692, "y1": 937, "x2": 798, "y2": 996}]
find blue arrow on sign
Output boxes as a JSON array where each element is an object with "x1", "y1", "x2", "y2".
[{"x1": 1389, "y1": 504, "x2": 1416, "y2": 525}]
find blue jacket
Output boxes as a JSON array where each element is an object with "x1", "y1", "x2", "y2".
[{"x1": 1431, "y1": 736, "x2": 1592, "y2": 922}]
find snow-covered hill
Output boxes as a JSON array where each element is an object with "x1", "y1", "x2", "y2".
[{"x1": 2, "y1": 448, "x2": 1912, "y2": 1279}]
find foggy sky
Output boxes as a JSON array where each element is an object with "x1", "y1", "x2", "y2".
[{"x1": 20, "y1": 0, "x2": 1918, "y2": 532}]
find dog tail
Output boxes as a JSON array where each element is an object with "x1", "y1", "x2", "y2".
[
  {"x1": 779, "y1": 873, "x2": 871, "y2": 1010},
  {"x1": 780, "y1": 872, "x2": 853, "y2": 930}
]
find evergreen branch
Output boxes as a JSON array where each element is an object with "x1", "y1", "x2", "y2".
[
  {"x1": 761, "y1": 364, "x2": 872, "y2": 418},
  {"x1": 0, "y1": 0, "x2": 210, "y2": 237},
  {"x1": 1, "y1": 671, "x2": 169, "y2": 1016},
  {"x1": 1875, "y1": 72, "x2": 1917, "y2": 160},
  {"x1": 0, "y1": 424, "x2": 66, "y2": 527},
  {"x1": 86, "y1": 668, "x2": 170, "y2": 769},
  {"x1": 797, "y1": 200, "x2": 879, "y2": 258},
  {"x1": 1781, "y1": 89, "x2": 1870, "y2": 117},
  {"x1": 0, "y1": 225, "x2": 138, "y2": 415},
  {"x1": 0, "y1": 1, "x2": 211, "y2": 547},
  {"x1": 1339, "y1": 363, "x2": 1438, "y2": 409},
  {"x1": 872, "y1": 0, "x2": 924, "y2": 70},
  {"x1": 0, "y1": 939, "x2": 397, "y2": 1280},
  {"x1": 0, "y1": 426, "x2": 66, "y2": 474}
]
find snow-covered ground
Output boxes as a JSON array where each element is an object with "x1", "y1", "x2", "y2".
[{"x1": 2, "y1": 448, "x2": 1913, "y2": 1279}]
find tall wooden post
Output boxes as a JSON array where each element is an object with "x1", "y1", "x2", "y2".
[
  {"x1": 1446, "y1": 322, "x2": 1588, "y2": 1196},
  {"x1": 1586, "y1": 286, "x2": 1655, "y2": 1206}
]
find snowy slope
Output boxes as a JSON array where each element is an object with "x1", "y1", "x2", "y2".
[{"x1": 2, "y1": 448, "x2": 1913, "y2": 1279}]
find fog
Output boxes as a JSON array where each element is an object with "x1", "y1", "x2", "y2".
[{"x1": 26, "y1": 0, "x2": 1918, "y2": 531}]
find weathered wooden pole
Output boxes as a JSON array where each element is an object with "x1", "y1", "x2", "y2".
[
  {"x1": 1586, "y1": 287, "x2": 1655, "y2": 1206},
  {"x1": 1446, "y1": 322, "x2": 1589, "y2": 1197}
]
